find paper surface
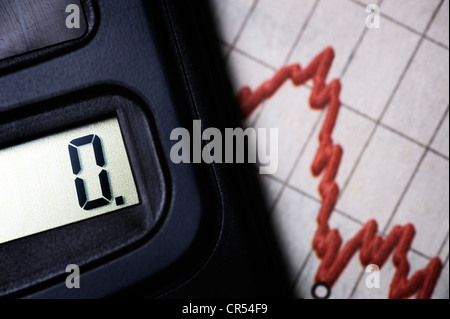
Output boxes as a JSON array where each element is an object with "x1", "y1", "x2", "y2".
[{"x1": 211, "y1": 0, "x2": 449, "y2": 299}]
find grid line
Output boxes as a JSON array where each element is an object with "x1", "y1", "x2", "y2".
[
  {"x1": 229, "y1": 46, "x2": 277, "y2": 72},
  {"x1": 437, "y1": 230, "x2": 450, "y2": 257},
  {"x1": 339, "y1": 0, "x2": 381, "y2": 78},
  {"x1": 223, "y1": 0, "x2": 259, "y2": 62},
  {"x1": 429, "y1": 105, "x2": 450, "y2": 149},
  {"x1": 283, "y1": 0, "x2": 321, "y2": 64},
  {"x1": 443, "y1": 253, "x2": 449, "y2": 268},
  {"x1": 292, "y1": 250, "x2": 314, "y2": 291},
  {"x1": 348, "y1": 269, "x2": 366, "y2": 299},
  {"x1": 382, "y1": 148, "x2": 429, "y2": 233}
]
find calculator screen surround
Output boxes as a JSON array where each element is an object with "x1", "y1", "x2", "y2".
[{"x1": 0, "y1": 86, "x2": 171, "y2": 296}]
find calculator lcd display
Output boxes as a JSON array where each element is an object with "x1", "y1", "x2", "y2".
[{"x1": 0, "y1": 117, "x2": 139, "y2": 244}]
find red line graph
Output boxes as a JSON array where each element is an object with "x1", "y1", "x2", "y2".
[{"x1": 237, "y1": 47, "x2": 443, "y2": 299}]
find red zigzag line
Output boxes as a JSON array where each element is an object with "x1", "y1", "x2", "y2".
[{"x1": 237, "y1": 46, "x2": 443, "y2": 299}]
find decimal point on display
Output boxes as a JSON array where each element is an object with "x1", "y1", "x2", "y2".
[{"x1": 115, "y1": 196, "x2": 124, "y2": 206}]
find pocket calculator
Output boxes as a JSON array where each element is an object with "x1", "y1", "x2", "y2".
[{"x1": 0, "y1": 0, "x2": 291, "y2": 298}]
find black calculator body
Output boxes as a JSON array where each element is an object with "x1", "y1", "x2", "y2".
[{"x1": 0, "y1": 0, "x2": 291, "y2": 298}]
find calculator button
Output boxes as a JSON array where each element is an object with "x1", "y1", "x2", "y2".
[
  {"x1": 0, "y1": 0, "x2": 87, "y2": 60},
  {"x1": 0, "y1": 1, "x2": 28, "y2": 59}
]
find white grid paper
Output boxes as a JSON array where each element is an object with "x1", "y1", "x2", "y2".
[{"x1": 211, "y1": 0, "x2": 449, "y2": 299}]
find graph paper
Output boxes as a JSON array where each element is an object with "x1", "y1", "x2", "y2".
[{"x1": 210, "y1": 0, "x2": 449, "y2": 299}]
